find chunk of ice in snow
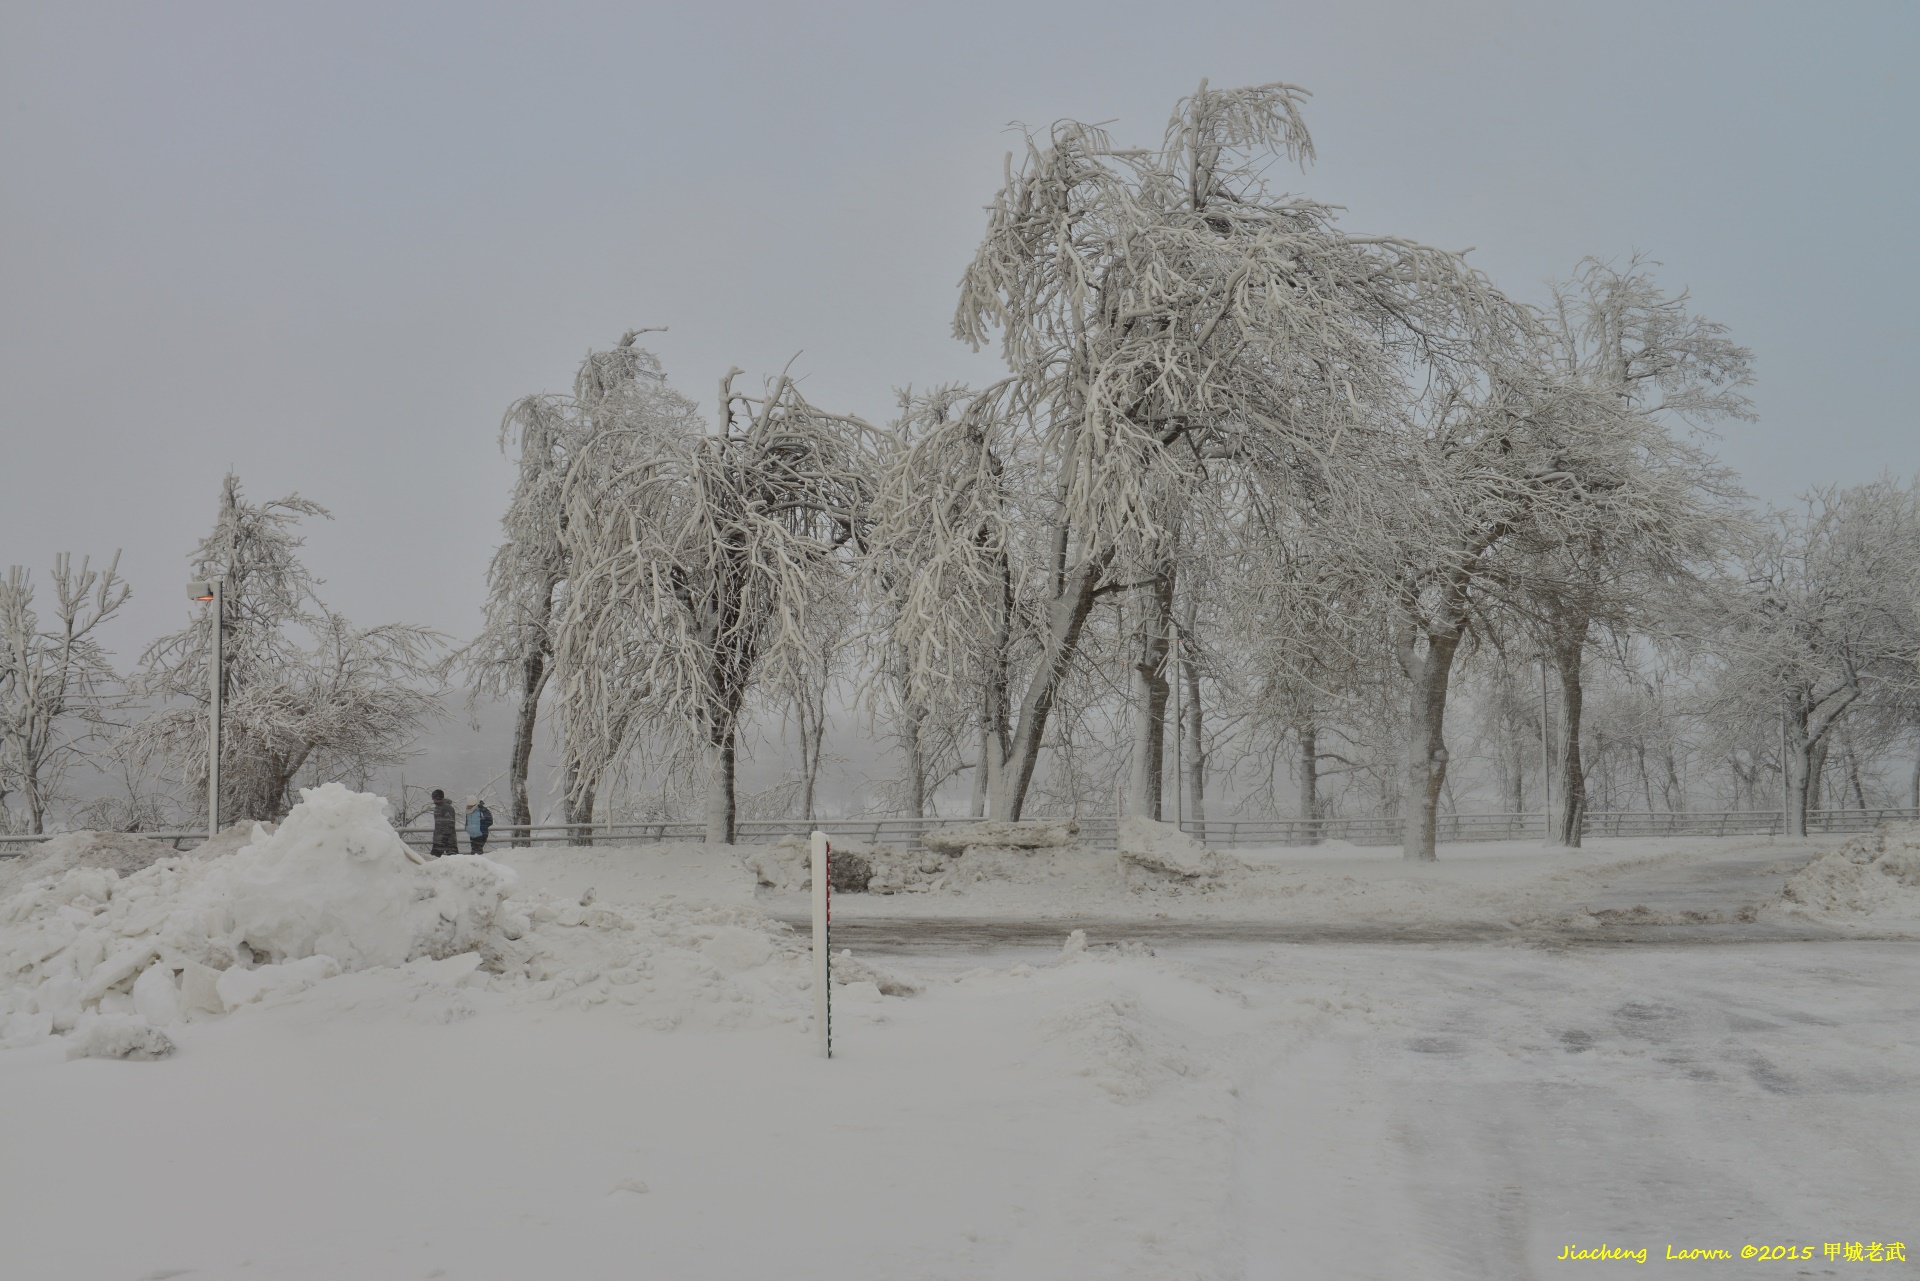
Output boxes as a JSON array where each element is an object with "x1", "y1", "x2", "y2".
[
  {"x1": 179, "y1": 962, "x2": 225, "y2": 1017},
  {"x1": 132, "y1": 961, "x2": 180, "y2": 1027},
  {"x1": 3, "y1": 1008, "x2": 53, "y2": 1047},
  {"x1": 65, "y1": 1014, "x2": 174, "y2": 1060},
  {"x1": 217, "y1": 955, "x2": 342, "y2": 1011}
]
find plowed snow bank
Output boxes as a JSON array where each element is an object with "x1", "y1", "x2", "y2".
[
  {"x1": 0, "y1": 784, "x2": 839, "y2": 1058},
  {"x1": 1774, "y1": 823, "x2": 1920, "y2": 924}
]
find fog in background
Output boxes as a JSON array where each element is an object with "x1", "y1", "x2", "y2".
[{"x1": 4, "y1": 1, "x2": 1915, "y2": 816}]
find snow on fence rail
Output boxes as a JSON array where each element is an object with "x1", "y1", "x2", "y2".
[{"x1": 6, "y1": 807, "x2": 1917, "y2": 856}]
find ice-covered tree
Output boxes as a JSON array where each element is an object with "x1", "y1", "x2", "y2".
[
  {"x1": 0, "y1": 553, "x2": 130, "y2": 832},
  {"x1": 134, "y1": 475, "x2": 444, "y2": 822},
  {"x1": 863, "y1": 385, "x2": 1037, "y2": 819},
  {"x1": 926, "y1": 78, "x2": 1508, "y2": 820},
  {"x1": 552, "y1": 367, "x2": 873, "y2": 844},
  {"x1": 463, "y1": 332, "x2": 698, "y2": 841},
  {"x1": 1704, "y1": 479, "x2": 1920, "y2": 835},
  {"x1": 1519, "y1": 258, "x2": 1751, "y2": 844},
  {"x1": 1290, "y1": 360, "x2": 1704, "y2": 859},
  {"x1": 1228, "y1": 483, "x2": 1397, "y2": 836}
]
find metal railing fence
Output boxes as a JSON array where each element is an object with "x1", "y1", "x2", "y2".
[{"x1": 5, "y1": 807, "x2": 1916, "y2": 856}]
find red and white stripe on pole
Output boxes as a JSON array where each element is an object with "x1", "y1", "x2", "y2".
[{"x1": 811, "y1": 830, "x2": 831, "y2": 1059}]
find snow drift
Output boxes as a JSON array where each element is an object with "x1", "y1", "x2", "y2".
[
  {"x1": 1117, "y1": 816, "x2": 1227, "y2": 880},
  {"x1": 1776, "y1": 823, "x2": 1920, "y2": 921},
  {"x1": 0, "y1": 783, "x2": 843, "y2": 1059}
]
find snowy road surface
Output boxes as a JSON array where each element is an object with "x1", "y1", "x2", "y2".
[
  {"x1": 796, "y1": 914, "x2": 1885, "y2": 947},
  {"x1": 784, "y1": 841, "x2": 1887, "y2": 948},
  {"x1": 1231, "y1": 942, "x2": 1920, "y2": 1279}
]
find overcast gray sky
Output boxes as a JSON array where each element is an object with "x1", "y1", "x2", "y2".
[{"x1": 4, "y1": 0, "x2": 1916, "y2": 660}]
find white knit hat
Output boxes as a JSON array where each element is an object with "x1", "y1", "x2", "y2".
[{"x1": 465, "y1": 795, "x2": 479, "y2": 807}]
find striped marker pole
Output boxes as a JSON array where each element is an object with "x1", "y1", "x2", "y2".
[{"x1": 811, "y1": 830, "x2": 831, "y2": 1059}]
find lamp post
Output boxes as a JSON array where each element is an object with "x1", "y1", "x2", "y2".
[{"x1": 186, "y1": 579, "x2": 223, "y2": 838}]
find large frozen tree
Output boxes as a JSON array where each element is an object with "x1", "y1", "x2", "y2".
[
  {"x1": 134, "y1": 475, "x2": 444, "y2": 822},
  {"x1": 463, "y1": 332, "x2": 698, "y2": 841},
  {"x1": 914, "y1": 79, "x2": 1510, "y2": 821},
  {"x1": 0, "y1": 554, "x2": 130, "y2": 832},
  {"x1": 552, "y1": 367, "x2": 872, "y2": 844},
  {"x1": 864, "y1": 385, "x2": 1038, "y2": 820},
  {"x1": 1705, "y1": 480, "x2": 1920, "y2": 836},
  {"x1": 1290, "y1": 359, "x2": 1711, "y2": 860},
  {"x1": 1521, "y1": 258, "x2": 1751, "y2": 845}
]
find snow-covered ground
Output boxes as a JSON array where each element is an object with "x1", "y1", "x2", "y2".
[{"x1": 3, "y1": 798, "x2": 1918, "y2": 1279}]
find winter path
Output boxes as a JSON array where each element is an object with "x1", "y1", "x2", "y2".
[
  {"x1": 1230, "y1": 941, "x2": 1920, "y2": 1280},
  {"x1": 778, "y1": 835, "x2": 1915, "y2": 950}
]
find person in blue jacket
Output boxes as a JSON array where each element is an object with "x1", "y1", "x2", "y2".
[{"x1": 464, "y1": 795, "x2": 493, "y2": 856}]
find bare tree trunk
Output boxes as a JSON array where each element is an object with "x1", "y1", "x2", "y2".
[
  {"x1": 976, "y1": 562, "x2": 1014, "y2": 819},
  {"x1": 1845, "y1": 739, "x2": 1867, "y2": 811},
  {"x1": 798, "y1": 691, "x2": 826, "y2": 822},
  {"x1": 507, "y1": 647, "x2": 550, "y2": 847},
  {"x1": 705, "y1": 725, "x2": 736, "y2": 844},
  {"x1": 1783, "y1": 682, "x2": 1862, "y2": 837},
  {"x1": 1126, "y1": 570, "x2": 1174, "y2": 821},
  {"x1": 1183, "y1": 645, "x2": 1206, "y2": 830},
  {"x1": 1296, "y1": 719, "x2": 1319, "y2": 845},
  {"x1": 562, "y1": 762, "x2": 596, "y2": 847},
  {"x1": 1499, "y1": 668, "x2": 1524, "y2": 813},
  {"x1": 998, "y1": 561, "x2": 1105, "y2": 821},
  {"x1": 1808, "y1": 735, "x2": 1830, "y2": 819},
  {"x1": 969, "y1": 722, "x2": 990, "y2": 819},
  {"x1": 1784, "y1": 705, "x2": 1810, "y2": 838},
  {"x1": 23, "y1": 772, "x2": 46, "y2": 835},
  {"x1": 1551, "y1": 629, "x2": 1587, "y2": 848},
  {"x1": 1398, "y1": 625, "x2": 1463, "y2": 862},
  {"x1": 902, "y1": 701, "x2": 928, "y2": 819}
]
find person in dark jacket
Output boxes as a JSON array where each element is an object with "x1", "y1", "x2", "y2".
[
  {"x1": 465, "y1": 795, "x2": 493, "y2": 856},
  {"x1": 429, "y1": 789, "x2": 458, "y2": 857}
]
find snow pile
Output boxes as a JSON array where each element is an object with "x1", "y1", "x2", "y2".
[
  {"x1": 0, "y1": 830, "x2": 177, "y2": 898},
  {"x1": 221, "y1": 791, "x2": 529, "y2": 969},
  {"x1": 742, "y1": 835, "x2": 954, "y2": 896},
  {"x1": 1117, "y1": 816, "x2": 1227, "y2": 880},
  {"x1": 65, "y1": 1014, "x2": 176, "y2": 1061},
  {"x1": 1776, "y1": 824, "x2": 1920, "y2": 921},
  {"x1": 741, "y1": 838, "x2": 812, "y2": 891},
  {"x1": 742, "y1": 835, "x2": 880, "y2": 892},
  {"x1": 922, "y1": 818, "x2": 1080, "y2": 853},
  {"x1": 0, "y1": 783, "x2": 844, "y2": 1058},
  {"x1": 0, "y1": 823, "x2": 281, "y2": 901}
]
